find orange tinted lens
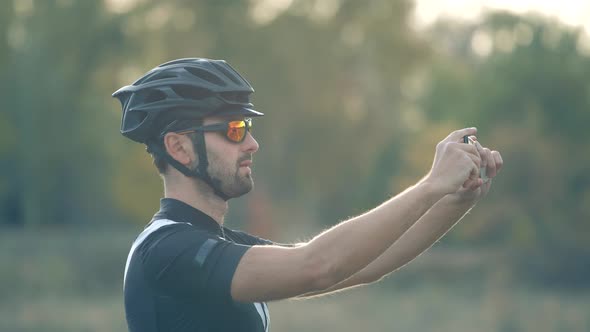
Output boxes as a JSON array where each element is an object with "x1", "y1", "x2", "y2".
[{"x1": 227, "y1": 120, "x2": 246, "y2": 142}]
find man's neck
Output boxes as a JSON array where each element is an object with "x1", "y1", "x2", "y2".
[{"x1": 163, "y1": 176, "x2": 228, "y2": 225}]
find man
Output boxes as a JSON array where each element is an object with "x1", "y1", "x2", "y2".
[{"x1": 113, "y1": 58, "x2": 502, "y2": 332}]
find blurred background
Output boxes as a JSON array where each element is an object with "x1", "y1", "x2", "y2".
[{"x1": 1, "y1": 0, "x2": 589, "y2": 331}]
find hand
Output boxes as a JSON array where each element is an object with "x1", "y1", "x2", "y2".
[
  {"x1": 450, "y1": 139, "x2": 504, "y2": 204},
  {"x1": 425, "y1": 128, "x2": 482, "y2": 195}
]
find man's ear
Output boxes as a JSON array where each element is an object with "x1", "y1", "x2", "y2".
[{"x1": 163, "y1": 133, "x2": 194, "y2": 167}]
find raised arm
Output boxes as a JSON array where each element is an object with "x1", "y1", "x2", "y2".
[
  {"x1": 297, "y1": 141, "x2": 503, "y2": 298},
  {"x1": 230, "y1": 128, "x2": 482, "y2": 302}
]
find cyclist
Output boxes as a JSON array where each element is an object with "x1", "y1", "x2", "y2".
[{"x1": 113, "y1": 58, "x2": 502, "y2": 332}]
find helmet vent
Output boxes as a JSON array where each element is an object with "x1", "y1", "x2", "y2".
[
  {"x1": 220, "y1": 92, "x2": 249, "y2": 103},
  {"x1": 148, "y1": 73, "x2": 177, "y2": 82},
  {"x1": 134, "y1": 72, "x2": 177, "y2": 86},
  {"x1": 185, "y1": 67, "x2": 226, "y2": 86},
  {"x1": 211, "y1": 62, "x2": 242, "y2": 85},
  {"x1": 143, "y1": 89, "x2": 167, "y2": 103},
  {"x1": 172, "y1": 84, "x2": 212, "y2": 100}
]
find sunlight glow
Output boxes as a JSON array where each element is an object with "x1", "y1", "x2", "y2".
[
  {"x1": 413, "y1": 0, "x2": 590, "y2": 35},
  {"x1": 249, "y1": 0, "x2": 293, "y2": 25},
  {"x1": 104, "y1": 0, "x2": 142, "y2": 14}
]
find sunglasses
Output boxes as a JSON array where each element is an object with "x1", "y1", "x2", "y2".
[{"x1": 174, "y1": 118, "x2": 253, "y2": 143}]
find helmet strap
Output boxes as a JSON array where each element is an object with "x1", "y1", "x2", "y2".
[{"x1": 146, "y1": 136, "x2": 231, "y2": 201}]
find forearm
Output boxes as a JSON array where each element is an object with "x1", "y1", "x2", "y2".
[
  {"x1": 232, "y1": 127, "x2": 487, "y2": 302},
  {"x1": 296, "y1": 194, "x2": 474, "y2": 298},
  {"x1": 303, "y1": 180, "x2": 446, "y2": 288},
  {"x1": 353, "y1": 194, "x2": 475, "y2": 283}
]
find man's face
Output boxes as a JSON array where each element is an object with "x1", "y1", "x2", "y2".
[{"x1": 198, "y1": 115, "x2": 259, "y2": 198}]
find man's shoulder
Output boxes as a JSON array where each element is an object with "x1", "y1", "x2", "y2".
[{"x1": 133, "y1": 219, "x2": 220, "y2": 251}]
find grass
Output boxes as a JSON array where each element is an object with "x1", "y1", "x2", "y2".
[
  {"x1": 1, "y1": 227, "x2": 588, "y2": 332},
  {"x1": 270, "y1": 283, "x2": 590, "y2": 332}
]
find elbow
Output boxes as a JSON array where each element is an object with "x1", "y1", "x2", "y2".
[{"x1": 300, "y1": 247, "x2": 339, "y2": 291}]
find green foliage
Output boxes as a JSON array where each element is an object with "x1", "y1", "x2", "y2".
[
  {"x1": 0, "y1": 3, "x2": 589, "y2": 331},
  {"x1": 419, "y1": 12, "x2": 590, "y2": 255},
  {"x1": 0, "y1": 1, "x2": 587, "y2": 285},
  {"x1": 1, "y1": 0, "x2": 126, "y2": 225}
]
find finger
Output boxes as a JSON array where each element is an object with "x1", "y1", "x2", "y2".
[
  {"x1": 463, "y1": 177, "x2": 479, "y2": 189},
  {"x1": 475, "y1": 142, "x2": 487, "y2": 168},
  {"x1": 472, "y1": 178, "x2": 483, "y2": 190},
  {"x1": 467, "y1": 152, "x2": 481, "y2": 169},
  {"x1": 492, "y1": 151, "x2": 503, "y2": 174},
  {"x1": 455, "y1": 142, "x2": 481, "y2": 163},
  {"x1": 474, "y1": 140, "x2": 486, "y2": 160},
  {"x1": 462, "y1": 178, "x2": 472, "y2": 188},
  {"x1": 453, "y1": 142, "x2": 480, "y2": 159},
  {"x1": 480, "y1": 178, "x2": 492, "y2": 195},
  {"x1": 463, "y1": 167, "x2": 478, "y2": 188},
  {"x1": 461, "y1": 160, "x2": 478, "y2": 188},
  {"x1": 484, "y1": 148, "x2": 497, "y2": 178},
  {"x1": 468, "y1": 161, "x2": 480, "y2": 184},
  {"x1": 447, "y1": 127, "x2": 477, "y2": 142},
  {"x1": 465, "y1": 175, "x2": 482, "y2": 191}
]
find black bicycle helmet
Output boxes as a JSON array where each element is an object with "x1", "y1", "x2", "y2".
[
  {"x1": 112, "y1": 58, "x2": 263, "y2": 200},
  {"x1": 113, "y1": 58, "x2": 263, "y2": 143}
]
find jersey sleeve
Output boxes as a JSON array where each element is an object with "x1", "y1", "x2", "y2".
[
  {"x1": 227, "y1": 229, "x2": 275, "y2": 246},
  {"x1": 228, "y1": 229, "x2": 297, "y2": 247},
  {"x1": 140, "y1": 224, "x2": 251, "y2": 302}
]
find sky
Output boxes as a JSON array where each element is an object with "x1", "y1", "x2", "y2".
[
  {"x1": 413, "y1": 0, "x2": 590, "y2": 34},
  {"x1": 104, "y1": 0, "x2": 590, "y2": 35}
]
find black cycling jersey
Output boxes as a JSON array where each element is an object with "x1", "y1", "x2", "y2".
[{"x1": 124, "y1": 198, "x2": 274, "y2": 332}]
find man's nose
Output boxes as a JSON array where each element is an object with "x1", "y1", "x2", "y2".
[{"x1": 243, "y1": 132, "x2": 259, "y2": 153}]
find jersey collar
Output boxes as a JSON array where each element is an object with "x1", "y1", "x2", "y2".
[{"x1": 151, "y1": 198, "x2": 223, "y2": 235}]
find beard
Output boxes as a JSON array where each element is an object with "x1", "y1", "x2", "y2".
[{"x1": 205, "y1": 152, "x2": 254, "y2": 199}]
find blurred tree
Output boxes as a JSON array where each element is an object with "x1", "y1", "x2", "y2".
[
  {"x1": 244, "y1": 0, "x2": 432, "y2": 223},
  {"x1": 1, "y1": 1, "x2": 587, "y2": 289},
  {"x1": 1, "y1": 0, "x2": 126, "y2": 226},
  {"x1": 414, "y1": 12, "x2": 590, "y2": 285},
  {"x1": 103, "y1": 0, "x2": 432, "y2": 224}
]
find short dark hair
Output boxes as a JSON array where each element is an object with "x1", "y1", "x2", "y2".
[
  {"x1": 151, "y1": 141, "x2": 169, "y2": 174},
  {"x1": 149, "y1": 118, "x2": 203, "y2": 174}
]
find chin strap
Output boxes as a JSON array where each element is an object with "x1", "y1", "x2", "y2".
[{"x1": 146, "y1": 135, "x2": 230, "y2": 201}]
